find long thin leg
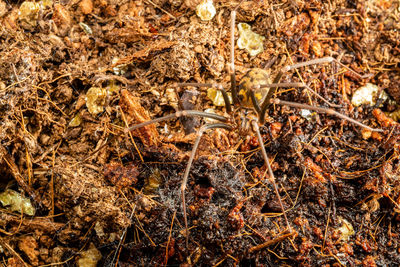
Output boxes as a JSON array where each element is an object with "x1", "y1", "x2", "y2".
[
  {"x1": 270, "y1": 98, "x2": 384, "y2": 132},
  {"x1": 255, "y1": 82, "x2": 341, "y2": 108},
  {"x1": 259, "y1": 56, "x2": 372, "y2": 124},
  {"x1": 230, "y1": 8, "x2": 238, "y2": 104},
  {"x1": 229, "y1": 1, "x2": 245, "y2": 105},
  {"x1": 180, "y1": 123, "x2": 233, "y2": 248},
  {"x1": 280, "y1": 57, "x2": 371, "y2": 80},
  {"x1": 125, "y1": 110, "x2": 228, "y2": 132},
  {"x1": 249, "y1": 90, "x2": 261, "y2": 113},
  {"x1": 250, "y1": 82, "x2": 341, "y2": 118},
  {"x1": 177, "y1": 83, "x2": 232, "y2": 113},
  {"x1": 251, "y1": 120, "x2": 291, "y2": 231}
]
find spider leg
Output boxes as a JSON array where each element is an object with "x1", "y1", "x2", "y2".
[
  {"x1": 280, "y1": 57, "x2": 372, "y2": 80},
  {"x1": 229, "y1": 2, "x2": 244, "y2": 105},
  {"x1": 259, "y1": 56, "x2": 372, "y2": 123},
  {"x1": 249, "y1": 90, "x2": 262, "y2": 113},
  {"x1": 126, "y1": 110, "x2": 231, "y2": 248},
  {"x1": 126, "y1": 110, "x2": 228, "y2": 132},
  {"x1": 256, "y1": 82, "x2": 341, "y2": 108},
  {"x1": 177, "y1": 83, "x2": 232, "y2": 113},
  {"x1": 180, "y1": 123, "x2": 233, "y2": 248},
  {"x1": 270, "y1": 98, "x2": 384, "y2": 132},
  {"x1": 251, "y1": 120, "x2": 291, "y2": 231}
]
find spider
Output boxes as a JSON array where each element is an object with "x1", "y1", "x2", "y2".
[{"x1": 126, "y1": 2, "x2": 383, "y2": 248}]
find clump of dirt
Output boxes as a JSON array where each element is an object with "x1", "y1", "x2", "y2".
[{"x1": 0, "y1": 0, "x2": 399, "y2": 266}]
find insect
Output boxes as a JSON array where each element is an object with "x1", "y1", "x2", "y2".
[{"x1": 126, "y1": 2, "x2": 383, "y2": 248}]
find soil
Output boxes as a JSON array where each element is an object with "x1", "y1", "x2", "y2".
[{"x1": 0, "y1": 0, "x2": 400, "y2": 266}]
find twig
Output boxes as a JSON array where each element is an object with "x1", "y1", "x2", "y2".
[{"x1": 249, "y1": 230, "x2": 296, "y2": 253}]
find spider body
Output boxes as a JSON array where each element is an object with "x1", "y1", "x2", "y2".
[{"x1": 125, "y1": 2, "x2": 384, "y2": 250}]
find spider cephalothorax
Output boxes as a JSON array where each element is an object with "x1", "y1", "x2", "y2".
[{"x1": 238, "y1": 68, "x2": 271, "y2": 108}]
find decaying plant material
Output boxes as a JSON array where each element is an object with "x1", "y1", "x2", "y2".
[{"x1": 0, "y1": 0, "x2": 399, "y2": 266}]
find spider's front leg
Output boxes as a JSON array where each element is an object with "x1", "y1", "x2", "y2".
[
  {"x1": 250, "y1": 120, "x2": 292, "y2": 232},
  {"x1": 180, "y1": 123, "x2": 233, "y2": 248}
]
